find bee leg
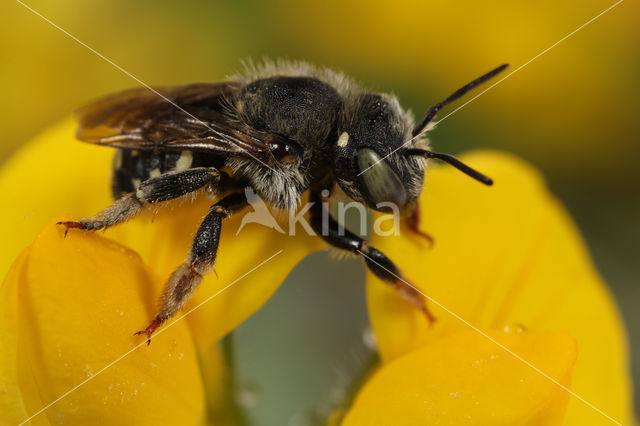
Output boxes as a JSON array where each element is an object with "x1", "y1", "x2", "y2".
[
  {"x1": 405, "y1": 203, "x2": 434, "y2": 245},
  {"x1": 135, "y1": 191, "x2": 248, "y2": 344},
  {"x1": 309, "y1": 194, "x2": 435, "y2": 323},
  {"x1": 58, "y1": 167, "x2": 220, "y2": 234}
]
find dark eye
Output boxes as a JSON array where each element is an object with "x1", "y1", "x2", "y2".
[
  {"x1": 268, "y1": 136, "x2": 302, "y2": 164},
  {"x1": 356, "y1": 148, "x2": 407, "y2": 209}
]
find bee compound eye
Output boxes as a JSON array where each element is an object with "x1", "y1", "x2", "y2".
[{"x1": 356, "y1": 148, "x2": 407, "y2": 209}]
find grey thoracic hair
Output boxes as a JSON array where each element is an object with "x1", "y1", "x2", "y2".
[{"x1": 225, "y1": 58, "x2": 430, "y2": 210}]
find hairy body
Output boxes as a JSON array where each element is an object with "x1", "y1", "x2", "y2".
[{"x1": 60, "y1": 60, "x2": 504, "y2": 341}]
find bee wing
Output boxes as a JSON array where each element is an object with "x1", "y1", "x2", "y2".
[{"x1": 75, "y1": 82, "x2": 269, "y2": 157}]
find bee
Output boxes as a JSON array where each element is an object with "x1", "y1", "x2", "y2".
[{"x1": 59, "y1": 60, "x2": 507, "y2": 343}]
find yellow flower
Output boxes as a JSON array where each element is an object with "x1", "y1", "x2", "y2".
[
  {"x1": 0, "y1": 222, "x2": 208, "y2": 424},
  {"x1": 344, "y1": 152, "x2": 635, "y2": 425},
  {"x1": 0, "y1": 120, "x2": 324, "y2": 424},
  {"x1": 343, "y1": 330, "x2": 578, "y2": 425}
]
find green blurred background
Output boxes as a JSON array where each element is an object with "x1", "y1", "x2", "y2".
[{"x1": 1, "y1": 0, "x2": 638, "y2": 423}]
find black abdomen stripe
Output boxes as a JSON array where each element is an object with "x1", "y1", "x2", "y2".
[{"x1": 111, "y1": 150, "x2": 195, "y2": 199}]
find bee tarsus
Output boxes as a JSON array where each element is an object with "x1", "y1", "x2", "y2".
[
  {"x1": 133, "y1": 191, "x2": 249, "y2": 345},
  {"x1": 57, "y1": 220, "x2": 84, "y2": 238},
  {"x1": 133, "y1": 316, "x2": 164, "y2": 346},
  {"x1": 57, "y1": 167, "x2": 222, "y2": 235}
]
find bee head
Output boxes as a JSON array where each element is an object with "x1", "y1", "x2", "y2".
[
  {"x1": 334, "y1": 92, "x2": 495, "y2": 213},
  {"x1": 332, "y1": 64, "x2": 509, "y2": 212},
  {"x1": 334, "y1": 93, "x2": 425, "y2": 213}
]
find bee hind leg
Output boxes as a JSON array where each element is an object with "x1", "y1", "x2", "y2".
[
  {"x1": 135, "y1": 191, "x2": 248, "y2": 344},
  {"x1": 58, "y1": 167, "x2": 220, "y2": 235}
]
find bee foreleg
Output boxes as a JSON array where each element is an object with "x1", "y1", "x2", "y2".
[
  {"x1": 135, "y1": 191, "x2": 248, "y2": 343},
  {"x1": 310, "y1": 193, "x2": 435, "y2": 323},
  {"x1": 405, "y1": 202, "x2": 435, "y2": 245},
  {"x1": 58, "y1": 167, "x2": 220, "y2": 233}
]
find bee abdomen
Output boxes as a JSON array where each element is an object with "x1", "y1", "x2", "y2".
[{"x1": 111, "y1": 150, "x2": 195, "y2": 199}]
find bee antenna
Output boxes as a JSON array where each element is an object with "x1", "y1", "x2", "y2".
[
  {"x1": 405, "y1": 148, "x2": 493, "y2": 186},
  {"x1": 412, "y1": 64, "x2": 509, "y2": 138}
]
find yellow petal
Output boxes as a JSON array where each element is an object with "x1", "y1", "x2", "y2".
[
  {"x1": 106, "y1": 193, "x2": 325, "y2": 351},
  {"x1": 343, "y1": 330, "x2": 577, "y2": 426},
  {"x1": 366, "y1": 151, "x2": 633, "y2": 424},
  {"x1": 0, "y1": 119, "x2": 325, "y2": 352},
  {"x1": 0, "y1": 250, "x2": 30, "y2": 423},
  {"x1": 0, "y1": 119, "x2": 113, "y2": 278},
  {"x1": 0, "y1": 219, "x2": 206, "y2": 425}
]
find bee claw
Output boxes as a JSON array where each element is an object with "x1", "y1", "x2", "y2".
[
  {"x1": 57, "y1": 221, "x2": 83, "y2": 238},
  {"x1": 132, "y1": 330, "x2": 151, "y2": 345},
  {"x1": 421, "y1": 304, "x2": 437, "y2": 326},
  {"x1": 412, "y1": 228, "x2": 435, "y2": 247},
  {"x1": 405, "y1": 206, "x2": 435, "y2": 247},
  {"x1": 395, "y1": 278, "x2": 436, "y2": 325},
  {"x1": 134, "y1": 317, "x2": 163, "y2": 345}
]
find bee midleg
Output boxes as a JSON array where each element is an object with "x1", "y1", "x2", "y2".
[
  {"x1": 135, "y1": 191, "x2": 248, "y2": 342},
  {"x1": 309, "y1": 192, "x2": 435, "y2": 323},
  {"x1": 59, "y1": 167, "x2": 220, "y2": 232}
]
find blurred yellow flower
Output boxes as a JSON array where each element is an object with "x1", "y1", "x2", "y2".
[{"x1": 344, "y1": 152, "x2": 635, "y2": 425}]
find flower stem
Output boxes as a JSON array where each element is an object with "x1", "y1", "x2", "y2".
[
  {"x1": 222, "y1": 332, "x2": 251, "y2": 426},
  {"x1": 323, "y1": 351, "x2": 380, "y2": 425}
]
